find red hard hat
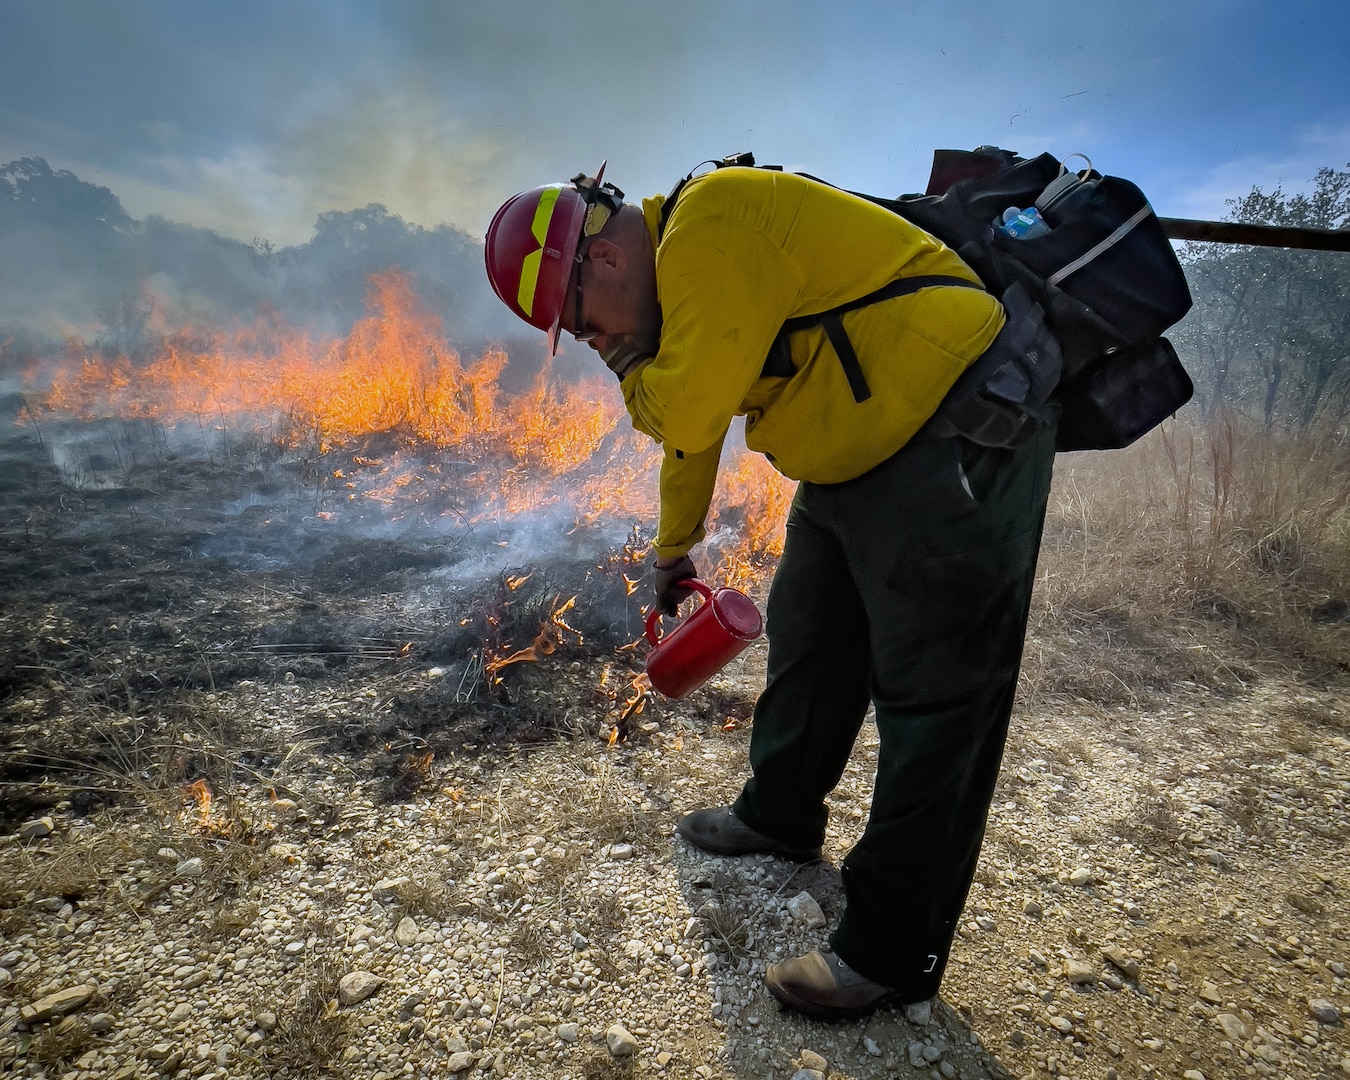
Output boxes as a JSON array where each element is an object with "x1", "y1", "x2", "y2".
[{"x1": 484, "y1": 163, "x2": 621, "y2": 353}]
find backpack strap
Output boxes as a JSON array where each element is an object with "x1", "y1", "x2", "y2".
[
  {"x1": 656, "y1": 153, "x2": 765, "y2": 242},
  {"x1": 768, "y1": 275, "x2": 983, "y2": 400}
]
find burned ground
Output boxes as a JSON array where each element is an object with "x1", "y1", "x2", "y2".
[{"x1": 0, "y1": 418, "x2": 711, "y2": 829}]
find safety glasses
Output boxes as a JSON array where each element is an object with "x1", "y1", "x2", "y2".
[
  {"x1": 567, "y1": 163, "x2": 624, "y2": 344},
  {"x1": 571, "y1": 249, "x2": 599, "y2": 344}
]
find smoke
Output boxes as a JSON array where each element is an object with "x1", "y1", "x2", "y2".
[{"x1": 0, "y1": 157, "x2": 519, "y2": 361}]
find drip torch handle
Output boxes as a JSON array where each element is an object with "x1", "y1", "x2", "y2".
[{"x1": 644, "y1": 578, "x2": 713, "y2": 645}]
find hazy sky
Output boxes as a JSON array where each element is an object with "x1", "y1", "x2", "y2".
[{"x1": 2, "y1": 0, "x2": 1347, "y2": 247}]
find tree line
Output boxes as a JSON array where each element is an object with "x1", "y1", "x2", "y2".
[
  {"x1": 0, "y1": 157, "x2": 516, "y2": 358},
  {"x1": 4, "y1": 155, "x2": 1348, "y2": 431},
  {"x1": 1171, "y1": 165, "x2": 1350, "y2": 432}
]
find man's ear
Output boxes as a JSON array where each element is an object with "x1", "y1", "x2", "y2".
[{"x1": 586, "y1": 237, "x2": 623, "y2": 269}]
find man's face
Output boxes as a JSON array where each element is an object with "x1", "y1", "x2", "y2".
[{"x1": 561, "y1": 236, "x2": 661, "y2": 377}]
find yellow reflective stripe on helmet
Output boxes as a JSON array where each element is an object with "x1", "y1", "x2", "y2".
[
  {"x1": 532, "y1": 187, "x2": 560, "y2": 243},
  {"x1": 517, "y1": 249, "x2": 543, "y2": 316},
  {"x1": 517, "y1": 187, "x2": 561, "y2": 316}
]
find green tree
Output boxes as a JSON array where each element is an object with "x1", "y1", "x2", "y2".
[{"x1": 1174, "y1": 166, "x2": 1350, "y2": 430}]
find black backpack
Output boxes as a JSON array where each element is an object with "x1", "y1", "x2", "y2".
[{"x1": 658, "y1": 148, "x2": 1195, "y2": 452}]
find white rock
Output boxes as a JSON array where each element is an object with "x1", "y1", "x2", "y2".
[
  {"x1": 557, "y1": 1023, "x2": 579, "y2": 1043},
  {"x1": 175, "y1": 857, "x2": 206, "y2": 878},
  {"x1": 1216, "y1": 1012, "x2": 1247, "y2": 1040},
  {"x1": 606, "y1": 1023, "x2": 639, "y2": 1057},
  {"x1": 1183, "y1": 1071, "x2": 1206, "y2": 1080},
  {"x1": 903, "y1": 998, "x2": 933, "y2": 1026},
  {"x1": 447, "y1": 1050, "x2": 476, "y2": 1073},
  {"x1": 1102, "y1": 946, "x2": 1140, "y2": 980},
  {"x1": 1064, "y1": 959, "x2": 1097, "y2": 985},
  {"x1": 373, "y1": 877, "x2": 410, "y2": 902},
  {"x1": 337, "y1": 970, "x2": 384, "y2": 1005},
  {"x1": 785, "y1": 891, "x2": 826, "y2": 929},
  {"x1": 20, "y1": 985, "x2": 94, "y2": 1023},
  {"x1": 17, "y1": 817, "x2": 55, "y2": 840},
  {"x1": 395, "y1": 916, "x2": 418, "y2": 946},
  {"x1": 607, "y1": 843, "x2": 635, "y2": 861},
  {"x1": 1068, "y1": 867, "x2": 1095, "y2": 887}
]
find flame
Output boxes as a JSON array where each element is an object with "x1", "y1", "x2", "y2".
[
  {"x1": 183, "y1": 777, "x2": 212, "y2": 814},
  {"x1": 603, "y1": 671, "x2": 650, "y2": 745},
  {"x1": 179, "y1": 776, "x2": 243, "y2": 837},
  {"x1": 484, "y1": 594, "x2": 581, "y2": 679},
  {"x1": 28, "y1": 270, "x2": 794, "y2": 585}
]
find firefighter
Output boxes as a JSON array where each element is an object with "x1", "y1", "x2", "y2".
[{"x1": 484, "y1": 161, "x2": 1056, "y2": 1019}]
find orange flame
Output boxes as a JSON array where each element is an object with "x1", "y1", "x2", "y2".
[
  {"x1": 484, "y1": 594, "x2": 581, "y2": 678},
  {"x1": 29, "y1": 270, "x2": 794, "y2": 583},
  {"x1": 182, "y1": 777, "x2": 212, "y2": 814}
]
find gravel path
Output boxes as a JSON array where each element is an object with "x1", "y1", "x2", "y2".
[{"x1": 2, "y1": 657, "x2": 1347, "y2": 1080}]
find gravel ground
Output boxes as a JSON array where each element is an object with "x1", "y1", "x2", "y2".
[
  {"x1": 1, "y1": 419, "x2": 1347, "y2": 1079},
  {"x1": 2, "y1": 651, "x2": 1347, "y2": 1080}
]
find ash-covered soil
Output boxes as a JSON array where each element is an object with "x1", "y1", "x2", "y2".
[{"x1": 1, "y1": 416, "x2": 1347, "y2": 1080}]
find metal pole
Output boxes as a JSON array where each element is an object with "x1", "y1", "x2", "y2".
[{"x1": 1159, "y1": 217, "x2": 1350, "y2": 252}]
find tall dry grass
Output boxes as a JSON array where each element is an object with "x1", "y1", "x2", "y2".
[{"x1": 1026, "y1": 414, "x2": 1350, "y2": 703}]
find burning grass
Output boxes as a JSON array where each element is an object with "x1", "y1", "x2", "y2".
[{"x1": 19, "y1": 270, "x2": 791, "y2": 590}]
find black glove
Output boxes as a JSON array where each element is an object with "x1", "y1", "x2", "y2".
[{"x1": 653, "y1": 555, "x2": 698, "y2": 617}]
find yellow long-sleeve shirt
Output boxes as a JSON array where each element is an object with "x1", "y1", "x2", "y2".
[{"x1": 621, "y1": 167, "x2": 1005, "y2": 558}]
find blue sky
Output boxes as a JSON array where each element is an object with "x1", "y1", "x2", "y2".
[{"x1": 2, "y1": 0, "x2": 1347, "y2": 247}]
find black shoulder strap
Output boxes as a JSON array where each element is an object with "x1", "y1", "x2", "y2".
[
  {"x1": 657, "y1": 153, "x2": 769, "y2": 241},
  {"x1": 772, "y1": 276, "x2": 982, "y2": 401},
  {"x1": 779, "y1": 275, "x2": 981, "y2": 335}
]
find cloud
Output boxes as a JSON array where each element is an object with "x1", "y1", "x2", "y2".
[
  {"x1": 4, "y1": 0, "x2": 1349, "y2": 246},
  {"x1": 1165, "y1": 122, "x2": 1350, "y2": 221}
]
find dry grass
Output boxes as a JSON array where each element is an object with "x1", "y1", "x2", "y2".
[
  {"x1": 527, "y1": 755, "x2": 665, "y2": 852},
  {"x1": 1028, "y1": 414, "x2": 1350, "y2": 709},
  {"x1": 253, "y1": 951, "x2": 352, "y2": 1076},
  {"x1": 397, "y1": 875, "x2": 460, "y2": 922},
  {"x1": 14, "y1": 1015, "x2": 101, "y2": 1070},
  {"x1": 1112, "y1": 788, "x2": 1188, "y2": 855}
]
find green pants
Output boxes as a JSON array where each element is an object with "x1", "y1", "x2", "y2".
[{"x1": 733, "y1": 422, "x2": 1056, "y2": 1001}]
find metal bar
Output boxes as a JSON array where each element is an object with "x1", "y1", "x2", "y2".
[{"x1": 1159, "y1": 217, "x2": 1350, "y2": 252}]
